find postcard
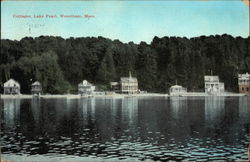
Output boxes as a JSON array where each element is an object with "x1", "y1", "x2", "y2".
[{"x1": 1, "y1": 0, "x2": 250, "y2": 162}]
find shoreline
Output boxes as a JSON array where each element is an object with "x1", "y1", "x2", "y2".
[
  {"x1": 176, "y1": 92, "x2": 246, "y2": 97},
  {"x1": 0, "y1": 93, "x2": 168, "y2": 99},
  {"x1": 0, "y1": 92, "x2": 247, "y2": 99}
]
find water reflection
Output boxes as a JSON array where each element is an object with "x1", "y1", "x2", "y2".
[
  {"x1": 3, "y1": 98, "x2": 20, "y2": 129},
  {"x1": 205, "y1": 96, "x2": 225, "y2": 127},
  {"x1": 239, "y1": 97, "x2": 250, "y2": 120},
  {"x1": 1, "y1": 96, "x2": 250, "y2": 161},
  {"x1": 79, "y1": 98, "x2": 88, "y2": 125},
  {"x1": 31, "y1": 98, "x2": 41, "y2": 125},
  {"x1": 170, "y1": 97, "x2": 188, "y2": 120},
  {"x1": 122, "y1": 97, "x2": 138, "y2": 127},
  {"x1": 239, "y1": 97, "x2": 250, "y2": 137}
]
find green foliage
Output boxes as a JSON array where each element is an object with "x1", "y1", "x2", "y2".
[
  {"x1": 34, "y1": 51, "x2": 71, "y2": 94},
  {"x1": 4, "y1": 50, "x2": 71, "y2": 94},
  {"x1": 0, "y1": 35, "x2": 249, "y2": 94},
  {"x1": 136, "y1": 43, "x2": 157, "y2": 92},
  {"x1": 96, "y1": 47, "x2": 117, "y2": 84}
]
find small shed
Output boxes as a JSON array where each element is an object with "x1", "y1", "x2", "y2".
[
  {"x1": 31, "y1": 81, "x2": 42, "y2": 95},
  {"x1": 110, "y1": 82, "x2": 119, "y2": 92},
  {"x1": 78, "y1": 80, "x2": 95, "y2": 95},
  {"x1": 4, "y1": 79, "x2": 21, "y2": 95},
  {"x1": 169, "y1": 85, "x2": 187, "y2": 96}
]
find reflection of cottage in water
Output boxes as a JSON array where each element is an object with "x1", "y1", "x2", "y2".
[
  {"x1": 31, "y1": 81, "x2": 42, "y2": 95},
  {"x1": 239, "y1": 96, "x2": 250, "y2": 120},
  {"x1": 205, "y1": 96, "x2": 225, "y2": 126},
  {"x1": 169, "y1": 85, "x2": 187, "y2": 96},
  {"x1": 3, "y1": 99, "x2": 21, "y2": 128},
  {"x1": 238, "y1": 73, "x2": 250, "y2": 95},
  {"x1": 204, "y1": 75, "x2": 224, "y2": 94},
  {"x1": 78, "y1": 80, "x2": 95, "y2": 95},
  {"x1": 4, "y1": 79, "x2": 21, "y2": 95},
  {"x1": 170, "y1": 97, "x2": 188, "y2": 120},
  {"x1": 122, "y1": 97, "x2": 138, "y2": 126}
]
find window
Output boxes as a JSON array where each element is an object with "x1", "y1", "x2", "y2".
[
  {"x1": 247, "y1": 87, "x2": 249, "y2": 91},
  {"x1": 242, "y1": 87, "x2": 244, "y2": 91}
]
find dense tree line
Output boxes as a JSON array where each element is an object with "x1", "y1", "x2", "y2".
[{"x1": 0, "y1": 34, "x2": 249, "y2": 94}]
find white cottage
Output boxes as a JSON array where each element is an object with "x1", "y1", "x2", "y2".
[
  {"x1": 120, "y1": 72, "x2": 138, "y2": 94},
  {"x1": 31, "y1": 81, "x2": 42, "y2": 95},
  {"x1": 4, "y1": 79, "x2": 20, "y2": 95},
  {"x1": 204, "y1": 75, "x2": 224, "y2": 94},
  {"x1": 169, "y1": 85, "x2": 187, "y2": 96},
  {"x1": 78, "y1": 80, "x2": 95, "y2": 95}
]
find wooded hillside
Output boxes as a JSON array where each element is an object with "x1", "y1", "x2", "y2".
[{"x1": 1, "y1": 34, "x2": 249, "y2": 94}]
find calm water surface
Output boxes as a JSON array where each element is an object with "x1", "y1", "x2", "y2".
[{"x1": 1, "y1": 96, "x2": 250, "y2": 161}]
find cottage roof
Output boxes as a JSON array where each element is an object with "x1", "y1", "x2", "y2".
[
  {"x1": 110, "y1": 82, "x2": 119, "y2": 86},
  {"x1": 4, "y1": 79, "x2": 20, "y2": 88},
  {"x1": 170, "y1": 85, "x2": 184, "y2": 89},
  {"x1": 204, "y1": 75, "x2": 219, "y2": 82},
  {"x1": 238, "y1": 73, "x2": 250, "y2": 79},
  {"x1": 78, "y1": 80, "x2": 93, "y2": 86},
  {"x1": 32, "y1": 81, "x2": 41, "y2": 86},
  {"x1": 120, "y1": 72, "x2": 138, "y2": 83},
  {"x1": 120, "y1": 77, "x2": 138, "y2": 82},
  {"x1": 171, "y1": 85, "x2": 182, "y2": 88}
]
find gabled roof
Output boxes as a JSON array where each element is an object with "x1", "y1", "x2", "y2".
[
  {"x1": 32, "y1": 81, "x2": 41, "y2": 86},
  {"x1": 238, "y1": 73, "x2": 250, "y2": 79},
  {"x1": 120, "y1": 77, "x2": 138, "y2": 82},
  {"x1": 170, "y1": 85, "x2": 183, "y2": 88},
  {"x1": 204, "y1": 75, "x2": 219, "y2": 82},
  {"x1": 78, "y1": 80, "x2": 93, "y2": 86},
  {"x1": 120, "y1": 71, "x2": 138, "y2": 83},
  {"x1": 110, "y1": 82, "x2": 119, "y2": 86},
  {"x1": 4, "y1": 79, "x2": 20, "y2": 87}
]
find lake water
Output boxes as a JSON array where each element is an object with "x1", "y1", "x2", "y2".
[{"x1": 1, "y1": 96, "x2": 250, "y2": 161}]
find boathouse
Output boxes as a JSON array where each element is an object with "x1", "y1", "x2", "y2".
[
  {"x1": 110, "y1": 82, "x2": 119, "y2": 92},
  {"x1": 78, "y1": 80, "x2": 95, "y2": 95},
  {"x1": 120, "y1": 72, "x2": 138, "y2": 94},
  {"x1": 204, "y1": 75, "x2": 224, "y2": 94},
  {"x1": 31, "y1": 81, "x2": 42, "y2": 95},
  {"x1": 238, "y1": 73, "x2": 250, "y2": 95},
  {"x1": 169, "y1": 85, "x2": 187, "y2": 96},
  {"x1": 4, "y1": 79, "x2": 21, "y2": 95}
]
